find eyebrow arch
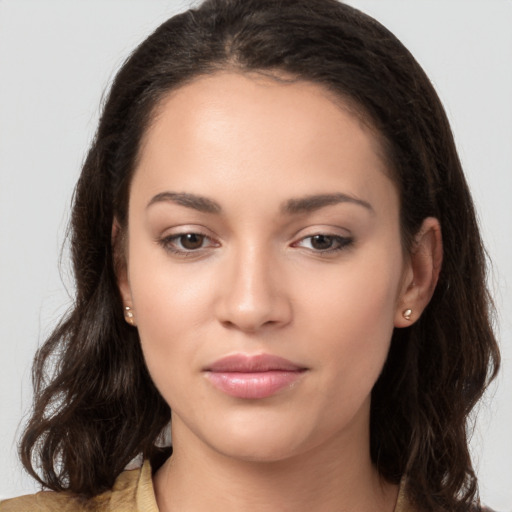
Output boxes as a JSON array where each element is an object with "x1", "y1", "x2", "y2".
[
  {"x1": 146, "y1": 191, "x2": 373, "y2": 216},
  {"x1": 282, "y1": 193, "x2": 374, "y2": 215},
  {"x1": 147, "y1": 192, "x2": 221, "y2": 213}
]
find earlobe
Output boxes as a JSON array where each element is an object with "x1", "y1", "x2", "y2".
[
  {"x1": 124, "y1": 305, "x2": 137, "y2": 326},
  {"x1": 112, "y1": 219, "x2": 136, "y2": 325},
  {"x1": 394, "y1": 217, "x2": 443, "y2": 328}
]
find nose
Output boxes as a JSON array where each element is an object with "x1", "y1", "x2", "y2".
[{"x1": 214, "y1": 245, "x2": 293, "y2": 333}]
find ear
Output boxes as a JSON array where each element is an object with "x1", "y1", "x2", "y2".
[
  {"x1": 394, "y1": 217, "x2": 443, "y2": 327},
  {"x1": 112, "y1": 219, "x2": 136, "y2": 326}
]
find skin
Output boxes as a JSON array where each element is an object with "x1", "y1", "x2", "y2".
[{"x1": 117, "y1": 72, "x2": 442, "y2": 512}]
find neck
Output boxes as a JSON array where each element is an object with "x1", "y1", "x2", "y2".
[{"x1": 154, "y1": 418, "x2": 398, "y2": 512}]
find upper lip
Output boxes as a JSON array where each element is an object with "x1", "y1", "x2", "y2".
[{"x1": 205, "y1": 354, "x2": 306, "y2": 372}]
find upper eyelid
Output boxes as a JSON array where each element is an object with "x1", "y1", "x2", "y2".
[
  {"x1": 157, "y1": 224, "x2": 217, "y2": 239},
  {"x1": 156, "y1": 225, "x2": 353, "y2": 244},
  {"x1": 290, "y1": 224, "x2": 352, "y2": 240}
]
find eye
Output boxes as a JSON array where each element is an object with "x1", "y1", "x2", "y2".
[
  {"x1": 175, "y1": 233, "x2": 207, "y2": 250},
  {"x1": 159, "y1": 232, "x2": 219, "y2": 255},
  {"x1": 294, "y1": 234, "x2": 353, "y2": 253}
]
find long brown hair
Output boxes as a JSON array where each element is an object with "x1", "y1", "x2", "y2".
[{"x1": 20, "y1": 1, "x2": 499, "y2": 510}]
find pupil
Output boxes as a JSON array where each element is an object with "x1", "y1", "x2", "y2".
[
  {"x1": 311, "y1": 235, "x2": 333, "y2": 250},
  {"x1": 181, "y1": 233, "x2": 204, "y2": 250}
]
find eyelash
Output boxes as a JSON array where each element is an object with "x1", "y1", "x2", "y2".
[
  {"x1": 158, "y1": 232, "x2": 219, "y2": 256},
  {"x1": 292, "y1": 234, "x2": 353, "y2": 254},
  {"x1": 158, "y1": 232, "x2": 353, "y2": 256}
]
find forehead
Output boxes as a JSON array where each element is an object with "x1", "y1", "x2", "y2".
[
  {"x1": 132, "y1": 71, "x2": 396, "y2": 216},
  {"x1": 145, "y1": 71, "x2": 380, "y2": 155}
]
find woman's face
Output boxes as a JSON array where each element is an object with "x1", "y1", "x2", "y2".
[{"x1": 120, "y1": 72, "x2": 414, "y2": 462}]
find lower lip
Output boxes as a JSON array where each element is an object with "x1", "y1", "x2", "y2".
[{"x1": 205, "y1": 370, "x2": 305, "y2": 399}]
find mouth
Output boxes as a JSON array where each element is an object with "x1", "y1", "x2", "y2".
[{"x1": 203, "y1": 353, "x2": 308, "y2": 399}]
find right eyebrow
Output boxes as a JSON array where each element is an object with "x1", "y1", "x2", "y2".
[{"x1": 146, "y1": 192, "x2": 221, "y2": 214}]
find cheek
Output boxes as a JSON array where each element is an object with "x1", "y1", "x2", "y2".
[
  {"x1": 128, "y1": 227, "x2": 213, "y2": 327},
  {"x1": 126, "y1": 249, "x2": 215, "y2": 393},
  {"x1": 304, "y1": 246, "x2": 403, "y2": 388},
  {"x1": 306, "y1": 240, "x2": 402, "y2": 326}
]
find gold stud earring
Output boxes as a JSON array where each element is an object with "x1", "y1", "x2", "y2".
[
  {"x1": 402, "y1": 308, "x2": 413, "y2": 321},
  {"x1": 124, "y1": 306, "x2": 136, "y2": 326}
]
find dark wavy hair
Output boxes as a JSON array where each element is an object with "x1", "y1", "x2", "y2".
[{"x1": 19, "y1": 1, "x2": 499, "y2": 510}]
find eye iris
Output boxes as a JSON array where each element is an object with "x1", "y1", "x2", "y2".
[
  {"x1": 180, "y1": 233, "x2": 204, "y2": 250},
  {"x1": 311, "y1": 235, "x2": 334, "y2": 250}
]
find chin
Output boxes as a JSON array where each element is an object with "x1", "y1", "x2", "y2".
[
  {"x1": 212, "y1": 437, "x2": 305, "y2": 464},
  {"x1": 196, "y1": 418, "x2": 318, "y2": 464}
]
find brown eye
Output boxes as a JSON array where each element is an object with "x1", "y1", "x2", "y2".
[
  {"x1": 310, "y1": 235, "x2": 336, "y2": 250},
  {"x1": 159, "y1": 232, "x2": 216, "y2": 255},
  {"x1": 178, "y1": 233, "x2": 205, "y2": 250},
  {"x1": 294, "y1": 234, "x2": 353, "y2": 253}
]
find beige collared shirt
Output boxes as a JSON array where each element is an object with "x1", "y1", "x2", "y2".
[{"x1": 0, "y1": 460, "x2": 415, "y2": 512}]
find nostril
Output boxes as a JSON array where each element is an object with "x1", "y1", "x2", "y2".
[{"x1": 217, "y1": 308, "x2": 291, "y2": 333}]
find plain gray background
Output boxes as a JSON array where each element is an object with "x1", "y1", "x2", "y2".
[{"x1": 1, "y1": 0, "x2": 511, "y2": 509}]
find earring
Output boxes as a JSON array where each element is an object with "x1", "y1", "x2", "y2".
[
  {"x1": 402, "y1": 308, "x2": 413, "y2": 321},
  {"x1": 124, "y1": 306, "x2": 136, "y2": 326}
]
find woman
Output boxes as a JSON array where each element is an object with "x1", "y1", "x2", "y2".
[{"x1": 0, "y1": 0, "x2": 500, "y2": 510}]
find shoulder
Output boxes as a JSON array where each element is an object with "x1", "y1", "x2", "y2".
[
  {"x1": 0, "y1": 460, "x2": 156, "y2": 512},
  {"x1": 0, "y1": 490, "x2": 90, "y2": 512}
]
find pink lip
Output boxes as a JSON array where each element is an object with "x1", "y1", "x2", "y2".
[{"x1": 204, "y1": 354, "x2": 307, "y2": 399}]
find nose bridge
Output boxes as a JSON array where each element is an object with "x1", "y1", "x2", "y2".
[
  {"x1": 216, "y1": 240, "x2": 290, "y2": 331},
  {"x1": 236, "y1": 242, "x2": 272, "y2": 302}
]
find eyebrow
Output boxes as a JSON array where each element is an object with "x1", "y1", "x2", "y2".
[
  {"x1": 147, "y1": 192, "x2": 221, "y2": 213},
  {"x1": 281, "y1": 193, "x2": 374, "y2": 215},
  {"x1": 146, "y1": 191, "x2": 373, "y2": 215}
]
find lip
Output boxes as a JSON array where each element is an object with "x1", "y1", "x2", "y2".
[{"x1": 204, "y1": 354, "x2": 307, "y2": 399}]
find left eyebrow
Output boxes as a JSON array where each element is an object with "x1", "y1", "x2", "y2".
[{"x1": 281, "y1": 193, "x2": 374, "y2": 215}]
